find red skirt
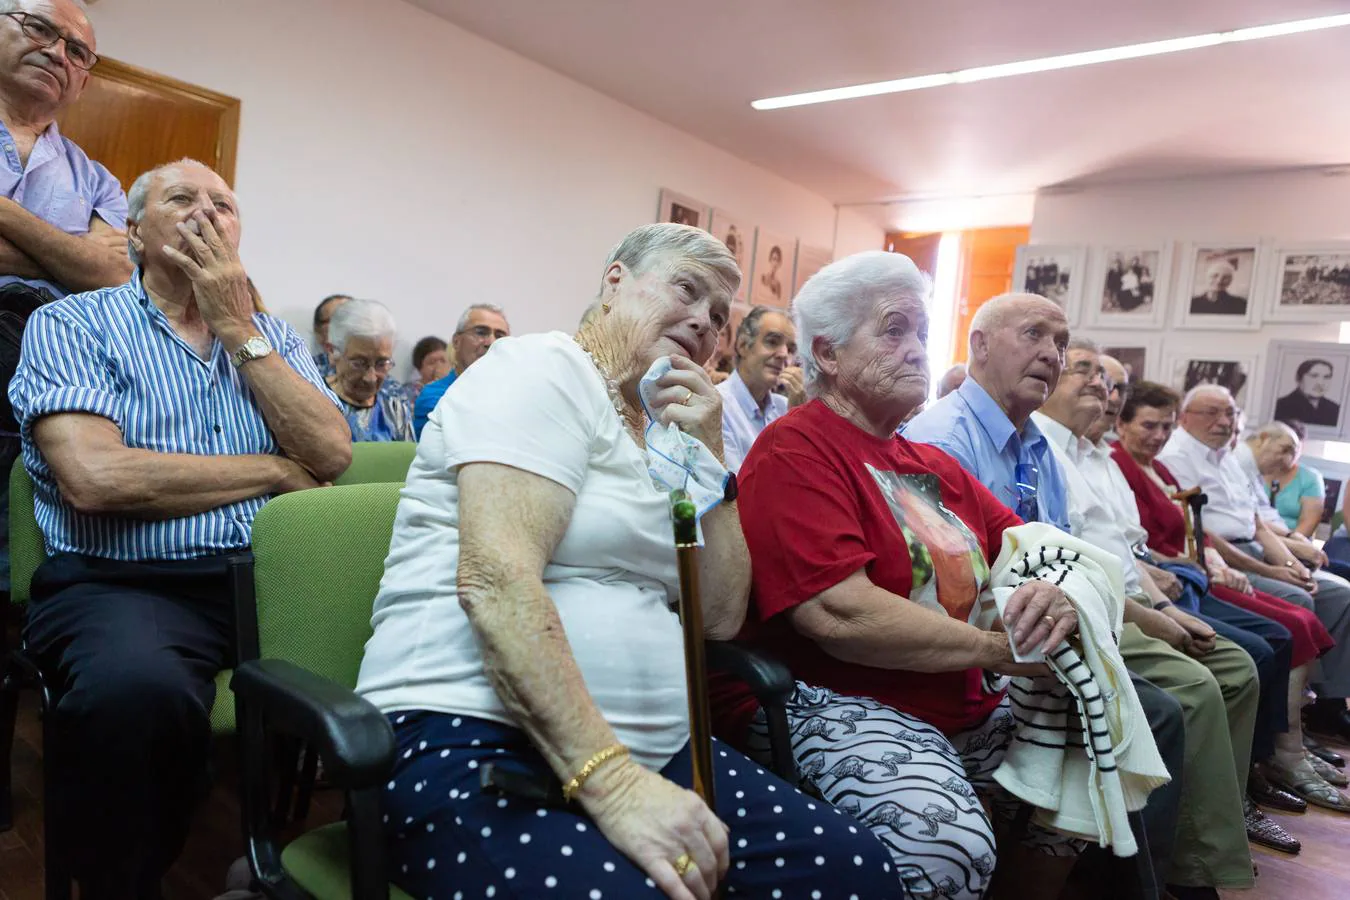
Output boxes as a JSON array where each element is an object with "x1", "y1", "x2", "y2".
[{"x1": 1212, "y1": 583, "x2": 1334, "y2": 667}]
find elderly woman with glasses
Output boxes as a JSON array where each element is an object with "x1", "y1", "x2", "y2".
[
  {"x1": 710, "y1": 251, "x2": 1107, "y2": 900},
  {"x1": 324, "y1": 298, "x2": 414, "y2": 441},
  {"x1": 355, "y1": 224, "x2": 896, "y2": 900}
]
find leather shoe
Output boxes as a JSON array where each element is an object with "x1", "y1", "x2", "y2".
[
  {"x1": 1305, "y1": 734, "x2": 1346, "y2": 768},
  {"x1": 1245, "y1": 799, "x2": 1301, "y2": 855},
  {"x1": 1304, "y1": 707, "x2": 1350, "y2": 742},
  {"x1": 1249, "y1": 769, "x2": 1307, "y2": 813}
]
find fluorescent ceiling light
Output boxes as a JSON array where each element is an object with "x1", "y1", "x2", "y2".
[{"x1": 752, "y1": 13, "x2": 1350, "y2": 110}]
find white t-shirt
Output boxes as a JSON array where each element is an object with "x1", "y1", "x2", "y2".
[{"x1": 355, "y1": 332, "x2": 691, "y2": 770}]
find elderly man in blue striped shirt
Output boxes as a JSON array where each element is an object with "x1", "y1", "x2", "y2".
[{"x1": 8, "y1": 158, "x2": 351, "y2": 898}]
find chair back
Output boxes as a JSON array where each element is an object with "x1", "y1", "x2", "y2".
[
  {"x1": 334, "y1": 442, "x2": 416, "y2": 486},
  {"x1": 248, "y1": 483, "x2": 401, "y2": 689},
  {"x1": 9, "y1": 456, "x2": 46, "y2": 606}
]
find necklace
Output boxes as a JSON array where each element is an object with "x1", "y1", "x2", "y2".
[{"x1": 574, "y1": 335, "x2": 645, "y2": 439}]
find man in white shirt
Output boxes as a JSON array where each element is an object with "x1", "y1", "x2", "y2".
[
  {"x1": 1159, "y1": 385, "x2": 1350, "y2": 741},
  {"x1": 716, "y1": 306, "x2": 805, "y2": 472},
  {"x1": 1034, "y1": 340, "x2": 1263, "y2": 892}
]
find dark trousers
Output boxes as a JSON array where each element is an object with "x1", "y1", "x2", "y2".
[
  {"x1": 1131, "y1": 673, "x2": 1185, "y2": 898},
  {"x1": 1197, "y1": 594, "x2": 1291, "y2": 763},
  {"x1": 24, "y1": 552, "x2": 238, "y2": 899}
]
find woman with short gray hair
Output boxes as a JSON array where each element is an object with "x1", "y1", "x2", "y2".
[
  {"x1": 324, "y1": 298, "x2": 413, "y2": 441},
  {"x1": 714, "y1": 250, "x2": 1089, "y2": 898}
]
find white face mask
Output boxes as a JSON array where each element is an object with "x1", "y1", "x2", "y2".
[{"x1": 637, "y1": 356, "x2": 730, "y2": 539}]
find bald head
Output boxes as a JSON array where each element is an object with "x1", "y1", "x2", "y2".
[
  {"x1": 126, "y1": 159, "x2": 241, "y2": 275},
  {"x1": 966, "y1": 292, "x2": 1070, "y2": 429},
  {"x1": 936, "y1": 363, "x2": 966, "y2": 398}
]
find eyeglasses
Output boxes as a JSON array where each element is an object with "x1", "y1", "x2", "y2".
[
  {"x1": 1014, "y1": 462, "x2": 1040, "y2": 523},
  {"x1": 343, "y1": 357, "x2": 394, "y2": 374},
  {"x1": 457, "y1": 325, "x2": 509, "y2": 340},
  {"x1": 2, "y1": 12, "x2": 98, "y2": 70},
  {"x1": 1064, "y1": 359, "x2": 1115, "y2": 394},
  {"x1": 1188, "y1": 405, "x2": 1237, "y2": 421}
]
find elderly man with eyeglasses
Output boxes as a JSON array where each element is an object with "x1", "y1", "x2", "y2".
[
  {"x1": 0, "y1": 0, "x2": 132, "y2": 298},
  {"x1": 8, "y1": 157, "x2": 351, "y2": 897},
  {"x1": 323, "y1": 297, "x2": 414, "y2": 441},
  {"x1": 412, "y1": 302, "x2": 511, "y2": 437}
]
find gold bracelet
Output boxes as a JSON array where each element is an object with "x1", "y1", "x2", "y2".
[{"x1": 562, "y1": 743, "x2": 629, "y2": 802}]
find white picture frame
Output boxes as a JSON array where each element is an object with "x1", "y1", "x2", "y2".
[
  {"x1": 1259, "y1": 241, "x2": 1350, "y2": 324},
  {"x1": 1085, "y1": 243, "x2": 1172, "y2": 330},
  {"x1": 657, "y1": 188, "x2": 708, "y2": 230},
  {"x1": 709, "y1": 209, "x2": 753, "y2": 301},
  {"x1": 1260, "y1": 340, "x2": 1350, "y2": 441},
  {"x1": 750, "y1": 229, "x2": 796, "y2": 308},
  {"x1": 1172, "y1": 241, "x2": 1265, "y2": 331},
  {"x1": 1160, "y1": 348, "x2": 1261, "y2": 414},
  {"x1": 1013, "y1": 244, "x2": 1088, "y2": 327},
  {"x1": 1081, "y1": 333, "x2": 1161, "y2": 383}
]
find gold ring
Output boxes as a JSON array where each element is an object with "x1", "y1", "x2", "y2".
[{"x1": 673, "y1": 853, "x2": 695, "y2": 876}]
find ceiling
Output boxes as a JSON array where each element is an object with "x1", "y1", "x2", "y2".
[{"x1": 411, "y1": 0, "x2": 1350, "y2": 208}]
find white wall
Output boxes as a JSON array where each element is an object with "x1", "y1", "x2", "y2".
[
  {"x1": 1029, "y1": 168, "x2": 1350, "y2": 450},
  {"x1": 85, "y1": 0, "x2": 880, "y2": 375}
]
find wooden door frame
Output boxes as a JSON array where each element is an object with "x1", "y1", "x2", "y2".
[{"x1": 85, "y1": 57, "x2": 241, "y2": 186}]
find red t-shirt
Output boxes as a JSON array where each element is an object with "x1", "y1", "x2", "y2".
[{"x1": 710, "y1": 400, "x2": 1019, "y2": 743}]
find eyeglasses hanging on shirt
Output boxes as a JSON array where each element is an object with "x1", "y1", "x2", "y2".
[{"x1": 1015, "y1": 462, "x2": 1040, "y2": 523}]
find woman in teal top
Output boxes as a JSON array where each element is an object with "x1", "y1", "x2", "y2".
[{"x1": 1250, "y1": 421, "x2": 1326, "y2": 537}]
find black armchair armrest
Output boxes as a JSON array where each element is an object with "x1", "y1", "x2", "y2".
[
  {"x1": 231, "y1": 659, "x2": 395, "y2": 900},
  {"x1": 704, "y1": 641, "x2": 798, "y2": 784},
  {"x1": 231, "y1": 658, "x2": 394, "y2": 787}
]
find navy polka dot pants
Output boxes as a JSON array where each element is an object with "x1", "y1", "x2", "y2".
[{"x1": 382, "y1": 712, "x2": 901, "y2": 899}]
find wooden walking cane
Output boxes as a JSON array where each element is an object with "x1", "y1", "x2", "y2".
[{"x1": 670, "y1": 488, "x2": 722, "y2": 897}]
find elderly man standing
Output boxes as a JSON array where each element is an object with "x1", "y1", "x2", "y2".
[
  {"x1": 412, "y1": 302, "x2": 510, "y2": 437},
  {"x1": 1159, "y1": 385, "x2": 1350, "y2": 746},
  {"x1": 8, "y1": 158, "x2": 351, "y2": 898},
  {"x1": 716, "y1": 305, "x2": 805, "y2": 472}
]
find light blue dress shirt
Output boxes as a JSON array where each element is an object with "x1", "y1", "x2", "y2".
[
  {"x1": 901, "y1": 377, "x2": 1071, "y2": 529},
  {"x1": 716, "y1": 370, "x2": 788, "y2": 473}
]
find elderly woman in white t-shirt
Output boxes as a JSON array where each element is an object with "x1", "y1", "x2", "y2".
[{"x1": 356, "y1": 223, "x2": 897, "y2": 900}]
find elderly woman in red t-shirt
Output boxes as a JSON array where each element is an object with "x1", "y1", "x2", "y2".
[{"x1": 710, "y1": 251, "x2": 1083, "y2": 900}]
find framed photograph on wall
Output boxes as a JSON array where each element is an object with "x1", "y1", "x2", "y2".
[
  {"x1": 1259, "y1": 341, "x2": 1350, "y2": 440},
  {"x1": 709, "y1": 209, "x2": 753, "y2": 301},
  {"x1": 1173, "y1": 241, "x2": 1264, "y2": 330},
  {"x1": 750, "y1": 229, "x2": 795, "y2": 308},
  {"x1": 1160, "y1": 349, "x2": 1260, "y2": 412},
  {"x1": 1085, "y1": 244, "x2": 1171, "y2": 330},
  {"x1": 1300, "y1": 456, "x2": 1350, "y2": 540},
  {"x1": 793, "y1": 244, "x2": 833, "y2": 300},
  {"x1": 1088, "y1": 334, "x2": 1161, "y2": 384},
  {"x1": 1013, "y1": 244, "x2": 1087, "y2": 326},
  {"x1": 1260, "y1": 242, "x2": 1350, "y2": 323},
  {"x1": 657, "y1": 188, "x2": 708, "y2": 230}
]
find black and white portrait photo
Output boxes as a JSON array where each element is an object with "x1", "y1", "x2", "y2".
[
  {"x1": 1262, "y1": 341, "x2": 1350, "y2": 439},
  {"x1": 1086, "y1": 245, "x2": 1169, "y2": 329},
  {"x1": 1164, "y1": 352, "x2": 1256, "y2": 408},
  {"x1": 1013, "y1": 245, "x2": 1086, "y2": 324},
  {"x1": 1176, "y1": 242, "x2": 1262, "y2": 330},
  {"x1": 751, "y1": 229, "x2": 795, "y2": 308},
  {"x1": 1103, "y1": 346, "x2": 1148, "y2": 384},
  {"x1": 1263, "y1": 244, "x2": 1350, "y2": 323},
  {"x1": 710, "y1": 209, "x2": 753, "y2": 301},
  {"x1": 657, "y1": 188, "x2": 708, "y2": 231}
]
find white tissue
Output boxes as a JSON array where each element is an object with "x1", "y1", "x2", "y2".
[{"x1": 636, "y1": 357, "x2": 730, "y2": 534}]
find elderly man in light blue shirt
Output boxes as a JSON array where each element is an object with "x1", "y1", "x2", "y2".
[
  {"x1": 716, "y1": 305, "x2": 805, "y2": 472},
  {"x1": 903, "y1": 292, "x2": 1072, "y2": 530}
]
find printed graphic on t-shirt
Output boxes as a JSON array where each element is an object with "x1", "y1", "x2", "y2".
[{"x1": 867, "y1": 465, "x2": 990, "y2": 622}]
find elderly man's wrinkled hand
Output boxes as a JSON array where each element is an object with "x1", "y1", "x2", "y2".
[
  {"x1": 1002, "y1": 580, "x2": 1078, "y2": 654},
  {"x1": 777, "y1": 366, "x2": 807, "y2": 408},
  {"x1": 162, "y1": 210, "x2": 253, "y2": 344}
]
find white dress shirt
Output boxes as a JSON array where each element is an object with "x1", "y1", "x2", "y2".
[
  {"x1": 1157, "y1": 428, "x2": 1261, "y2": 542},
  {"x1": 717, "y1": 370, "x2": 789, "y2": 473},
  {"x1": 1233, "y1": 442, "x2": 1285, "y2": 527},
  {"x1": 1031, "y1": 413, "x2": 1140, "y2": 594}
]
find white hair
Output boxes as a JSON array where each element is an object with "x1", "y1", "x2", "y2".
[
  {"x1": 327, "y1": 298, "x2": 396, "y2": 351},
  {"x1": 598, "y1": 223, "x2": 740, "y2": 299},
  {"x1": 1205, "y1": 260, "x2": 1237, "y2": 280},
  {"x1": 126, "y1": 158, "x2": 226, "y2": 265},
  {"x1": 793, "y1": 250, "x2": 931, "y2": 388},
  {"x1": 1180, "y1": 383, "x2": 1233, "y2": 412},
  {"x1": 1255, "y1": 420, "x2": 1300, "y2": 444},
  {"x1": 455, "y1": 303, "x2": 508, "y2": 334}
]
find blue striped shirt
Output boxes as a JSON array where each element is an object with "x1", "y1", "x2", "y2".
[{"x1": 8, "y1": 269, "x2": 340, "y2": 561}]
